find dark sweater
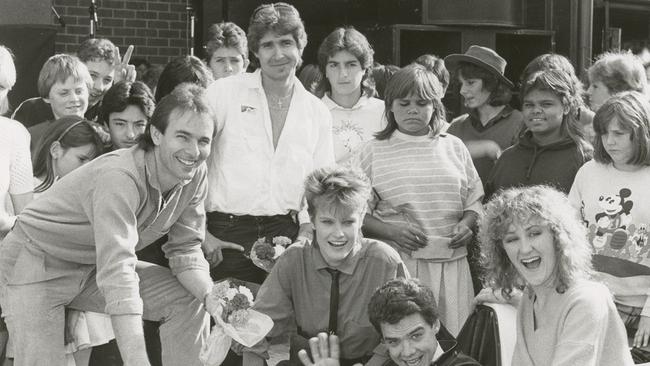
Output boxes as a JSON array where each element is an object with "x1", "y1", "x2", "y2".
[
  {"x1": 15, "y1": 97, "x2": 103, "y2": 154},
  {"x1": 11, "y1": 97, "x2": 53, "y2": 128},
  {"x1": 381, "y1": 339, "x2": 480, "y2": 366},
  {"x1": 485, "y1": 130, "x2": 591, "y2": 199},
  {"x1": 12, "y1": 97, "x2": 101, "y2": 128},
  {"x1": 447, "y1": 105, "x2": 524, "y2": 189}
]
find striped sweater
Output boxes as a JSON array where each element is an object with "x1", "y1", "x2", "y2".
[{"x1": 356, "y1": 130, "x2": 484, "y2": 262}]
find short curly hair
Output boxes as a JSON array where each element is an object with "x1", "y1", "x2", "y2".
[
  {"x1": 479, "y1": 185, "x2": 593, "y2": 298},
  {"x1": 588, "y1": 51, "x2": 648, "y2": 95},
  {"x1": 247, "y1": 2, "x2": 307, "y2": 55},
  {"x1": 77, "y1": 38, "x2": 119, "y2": 65},
  {"x1": 368, "y1": 278, "x2": 439, "y2": 334},
  {"x1": 204, "y1": 22, "x2": 249, "y2": 63}
]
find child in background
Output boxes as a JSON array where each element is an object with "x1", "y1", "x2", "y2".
[
  {"x1": 485, "y1": 69, "x2": 592, "y2": 198},
  {"x1": 99, "y1": 81, "x2": 155, "y2": 150},
  {"x1": 77, "y1": 38, "x2": 122, "y2": 120},
  {"x1": 154, "y1": 56, "x2": 213, "y2": 102},
  {"x1": 444, "y1": 45, "x2": 523, "y2": 190},
  {"x1": 204, "y1": 22, "x2": 250, "y2": 80},
  {"x1": 569, "y1": 91, "x2": 650, "y2": 363},
  {"x1": 587, "y1": 51, "x2": 648, "y2": 112},
  {"x1": 317, "y1": 27, "x2": 384, "y2": 165},
  {"x1": 21, "y1": 54, "x2": 92, "y2": 154},
  {"x1": 31, "y1": 116, "x2": 107, "y2": 366},
  {"x1": 13, "y1": 39, "x2": 133, "y2": 127},
  {"x1": 519, "y1": 53, "x2": 596, "y2": 143},
  {"x1": 357, "y1": 64, "x2": 483, "y2": 335}
]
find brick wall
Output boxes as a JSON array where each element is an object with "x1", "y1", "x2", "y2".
[{"x1": 53, "y1": 0, "x2": 191, "y2": 65}]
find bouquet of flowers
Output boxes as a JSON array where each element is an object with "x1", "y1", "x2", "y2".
[
  {"x1": 200, "y1": 280, "x2": 273, "y2": 366},
  {"x1": 249, "y1": 236, "x2": 293, "y2": 272}
]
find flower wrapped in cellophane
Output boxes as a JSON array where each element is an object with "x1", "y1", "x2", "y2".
[
  {"x1": 199, "y1": 280, "x2": 273, "y2": 366},
  {"x1": 249, "y1": 236, "x2": 293, "y2": 272}
]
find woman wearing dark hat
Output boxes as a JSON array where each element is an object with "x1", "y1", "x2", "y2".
[{"x1": 444, "y1": 45, "x2": 524, "y2": 190}]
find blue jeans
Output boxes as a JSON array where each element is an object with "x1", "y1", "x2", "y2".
[
  {"x1": 207, "y1": 211, "x2": 298, "y2": 284},
  {"x1": 0, "y1": 227, "x2": 209, "y2": 366}
]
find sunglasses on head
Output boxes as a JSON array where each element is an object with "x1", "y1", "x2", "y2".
[{"x1": 251, "y1": 2, "x2": 297, "y2": 19}]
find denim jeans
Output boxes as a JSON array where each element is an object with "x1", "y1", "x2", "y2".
[
  {"x1": 207, "y1": 211, "x2": 298, "y2": 284},
  {"x1": 207, "y1": 212, "x2": 298, "y2": 366},
  {"x1": 0, "y1": 227, "x2": 209, "y2": 366}
]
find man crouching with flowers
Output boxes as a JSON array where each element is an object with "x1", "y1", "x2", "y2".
[
  {"x1": 0, "y1": 83, "x2": 219, "y2": 366},
  {"x1": 240, "y1": 166, "x2": 409, "y2": 366}
]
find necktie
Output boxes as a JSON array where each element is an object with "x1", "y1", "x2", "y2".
[{"x1": 325, "y1": 268, "x2": 340, "y2": 334}]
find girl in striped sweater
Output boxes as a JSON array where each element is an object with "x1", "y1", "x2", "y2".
[{"x1": 356, "y1": 63, "x2": 484, "y2": 335}]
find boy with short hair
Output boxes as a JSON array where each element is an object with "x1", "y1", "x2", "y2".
[
  {"x1": 12, "y1": 54, "x2": 90, "y2": 129},
  {"x1": 204, "y1": 22, "x2": 250, "y2": 80},
  {"x1": 99, "y1": 80, "x2": 155, "y2": 150},
  {"x1": 12, "y1": 38, "x2": 133, "y2": 126},
  {"x1": 77, "y1": 38, "x2": 121, "y2": 120},
  {"x1": 299, "y1": 278, "x2": 480, "y2": 366},
  {"x1": 21, "y1": 54, "x2": 92, "y2": 153}
]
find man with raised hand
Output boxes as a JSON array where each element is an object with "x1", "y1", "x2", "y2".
[{"x1": 299, "y1": 279, "x2": 480, "y2": 366}]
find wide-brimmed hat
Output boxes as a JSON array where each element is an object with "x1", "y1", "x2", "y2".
[{"x1": 444, "y1": 45, "x2": 514, "y2": 88}]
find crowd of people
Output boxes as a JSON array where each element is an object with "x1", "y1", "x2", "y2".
[{"x1": 1, "y1": 1, "x2": 650, "y2": 366}]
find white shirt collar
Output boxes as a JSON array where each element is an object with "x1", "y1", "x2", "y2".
[
  {"x1": 321, "y1": 93, "x2": 370, "y2": 111},
  {"x1": 431, "y1": 343, "x2": 444, "y2": 363}
]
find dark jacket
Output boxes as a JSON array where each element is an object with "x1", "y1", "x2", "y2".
[
  {"x1": 485, "y1": 130, "x2": 591, "y2": 199},
  {"x1": 447, "y1": 105, "x2": 524, "y2": 189},
  {"x1": 12, "y1": 96, "x2": 101, "y2": 128},
  {"x1": 382, "y1": 339, "x2": 480, "y2": 366}
]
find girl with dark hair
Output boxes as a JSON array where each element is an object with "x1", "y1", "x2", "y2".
[
  {"x1": 357, "y1": 64, "x2": 483, "y2": 335},
  {"x1": 485, "y1": 69, "x2": 592, "y2": 198},
  {"x1": 154, "y1": 55, "x2": 213, "y2": 102},
  {"x1": 520, "y1": 53, "x2": 596, "y2": 144},
  {"x1": 31, "y1": 115, "x2": 108, "y2": 366},
  {"x1": 33, "y1": 116, "x2": 104, "y2": 193},
  {"x1": 444, "y1": 46, "x2": 524, "y2": 189},
  {"x1": 317, "y1": 27, "x2": 385, "y2": 164},
  {"x1": 570, "y1": 91, "x2": 650, "y2": 362},
  {"x1": 369, "y1": 63, "x2": 399, "y2": 100}
]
